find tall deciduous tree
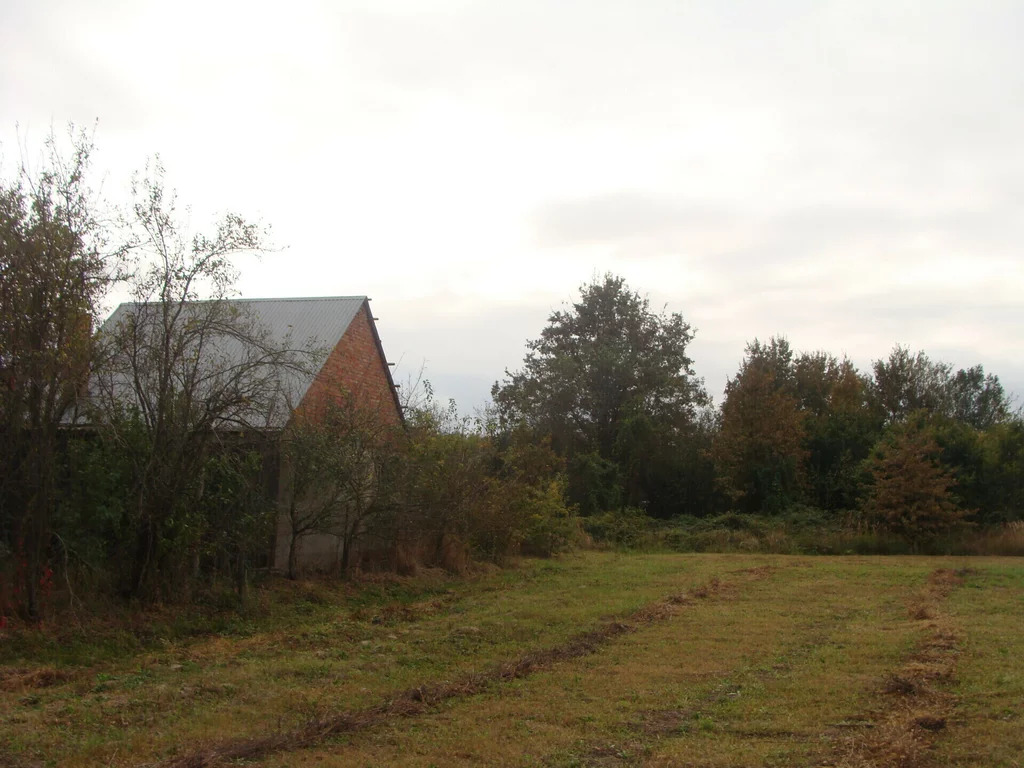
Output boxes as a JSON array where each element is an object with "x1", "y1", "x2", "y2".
[
  {"x1": 976, "y1": 418, "x2": 1024, "y2": 523},
  {"x1": 794, "y1": 352, "x2": 881, "y2": 511},
  {"x1": 871, "y1": 346, "x2": 951, "y2": 423},
  {"x1": 0, "y1": 128, "x2": 117, "y2": 618},
  {"x1": 492, "y1": 274, "x2": 707, "y2": 515},
  {"x1": 946, "y1": 365, "x2": 1009, "y2": 429},
  {"x1": 714, "y1": 337, "x2": 806, "y2": 514},
  {"x1": 872, "y1": 348, "x2": 1007, "y2": 428},
  {"x1": 871, "y1": 346, "x2": 1010, "y2": 428},
  {"x1": 91, "y1": 159, "x2": 309, "y2": 598}
]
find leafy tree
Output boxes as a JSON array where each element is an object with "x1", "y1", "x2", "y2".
[
  {"x1": 280, "y1": 391, "x2": 400, "y2": 578},
  {"x1": 55, "y1": 423, "x2": 139, "y2": 590},
  {"x1": 976, "y1": 418, "x2": 1024, "y2": 523},
  {"x1": 714, "y1": 337, "x2": 806, "y2": 514},
  {"x1": 863, "y1": 425, "x2": 964, "y2": 543},
  {"x1": 492, "y1": 431, "x2": 577, "y2": 556},
  {"x1": 946, "y1": 365, "x2": 1010, "y2": 429},
  {"x1": 492, "y1": 274, "x2": 707, "y2": 515},
  {"x1": 929, "y1": 414, "x2": 1024, "y2": 525},
  {"x1": 871, "y1": 347, "x2": 1010, "y2": 428},
  {"x1": 566, "y1": 451, "x2": 623, "y2": 517},
  {"x1": 198, "y1": 448, "x2": 274, "y2": 603},
  {"x1": 867, "y1": 347, "x2": 1012, "y2": 526},
  {"x1": 0, "y1": 128, "x2": 118, "y2": 618},
  {"x1": 382, "y1": 388, "x2": 576, "y2": 570},
  {"x1": 793, "y1": 352, "x2": 882, "y2": 511},
  {"x1": 395, "y1": 397, "x2": 497, "y2": 567},
  {"x1": 610, "y1": 404, "x2": 721, "y2": 518},
  {"x1": 871, "y1": 346, "x2": 951, "y2": 424}
]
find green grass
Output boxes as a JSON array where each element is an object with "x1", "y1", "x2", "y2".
[
  {"x1": 933, "y1": 563, "x2": 1024, "y2": 767},
  {"x1": 1, "y1": 553, "x2": 1021, "y2": 767}
]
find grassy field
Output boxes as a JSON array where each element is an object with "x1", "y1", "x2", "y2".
[{"x1": 1, "y1": 552, "x2": 1021, "y2": 767}]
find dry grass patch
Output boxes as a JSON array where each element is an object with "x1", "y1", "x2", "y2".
[{"x1": 0, "y1": 665, "x2": 74, "y2": 692}]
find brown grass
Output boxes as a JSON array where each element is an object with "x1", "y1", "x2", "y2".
[
  {"x1": 962, "y1": 521, "x2": 1024, "y2": 556},
  {"x1": 0, "y1": 666, "x2": 73, "y2": 692}
]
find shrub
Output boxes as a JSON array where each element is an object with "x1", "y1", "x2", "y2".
[
  {"x1": 393, "y1": 402, "x2": 578, "y2": 568},
  {"x1": 583, "y1": 507, "x2": 655, "y2": 547},
  {"x1": 519, "y1": 478, "x2": 581, "y2": 557},
  {"x1": 862, "y1": 427, "x2": 966, "y2": 545}
]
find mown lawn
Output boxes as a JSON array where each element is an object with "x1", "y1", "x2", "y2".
[{"x1": 1, "y1": 552, "x2": 1021, "y2": 767}]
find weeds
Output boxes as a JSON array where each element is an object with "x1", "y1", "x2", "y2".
[{"x1": 591, "y1": 512, "x2": 1024, "y2": 557}]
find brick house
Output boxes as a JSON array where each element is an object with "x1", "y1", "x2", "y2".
[
  {"x1": 260, "y1": 296, "x2": 404, "y2": 430},
  {"x1": 255, "y1": 296, "x2": 405, "y2": 573},
  {"x1": 98, "y1": 295, "x2": 404, "y2": 573}
]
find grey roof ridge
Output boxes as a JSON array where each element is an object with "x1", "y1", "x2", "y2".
[
  {"x1": 231, "y1": 295, "x2": 369, "y2": 302},
  {"x1": 113, "y1": 295, "x2": 369, "y2": 306}
]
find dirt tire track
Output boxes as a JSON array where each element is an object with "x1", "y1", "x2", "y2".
[
  {"x1": 816, "y1": 567, "x2": 969, "y2": 768},
  {"x1": 570, "y1": 568, "x2": 969, "y2": 768},
  {"x1": 149, "y1": 567, "x2": 779, "y2": 768}
]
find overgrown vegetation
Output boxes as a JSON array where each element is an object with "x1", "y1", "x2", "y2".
[
  {"x1": 1, "y1": 130, "x2": 575, "y2": 623},
  {"x1": 495, "y1": 276, "x2": 1022, "y2": 554},
  {"x1": 0, "y1": 127, "x2": 118, "y2": 619},
  {"x1": 2, "y1": 127, "x2": 1022, "y2": 627}
]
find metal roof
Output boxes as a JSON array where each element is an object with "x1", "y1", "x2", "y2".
[{"x1": 97, "y1": 296, "x2": 374, "y2": 429}]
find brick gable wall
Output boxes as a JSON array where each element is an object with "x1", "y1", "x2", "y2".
[
  {"x1": 273, "y1": 301, "x2": 402, "y2": 573},
  {"x1": 296, "y1": 301, "x2": 402, "y2": 427}
]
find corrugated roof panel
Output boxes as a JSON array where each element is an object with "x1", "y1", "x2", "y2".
[{"x1": 97, "y1": 296, "x2": 368, "y2": 429}]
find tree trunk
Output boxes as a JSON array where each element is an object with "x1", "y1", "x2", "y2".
[
  {"x1": 340, "y1": 530, "x2": 352, "y2": 575},
  {"x1": 287, "y1": 498, "x2": 300, "y2": 579},
  {"x1": 235, "y1": 553, "x2": 249, "y2": 607},
  {"x1": 287, "y1": 533, "x2": 299, "y2": 580}
]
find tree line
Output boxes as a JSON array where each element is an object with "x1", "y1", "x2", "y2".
[
  {"x1": 3, "y1": 131, "x2": 1021, "y2": 622},
  {"x1": 493, "y1": 274, "x2": 1023, "y2": 543}
]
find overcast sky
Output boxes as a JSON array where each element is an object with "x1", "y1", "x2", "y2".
[{"x1": 3, "y1": 0, "x2": 1022, "y2": 411}]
